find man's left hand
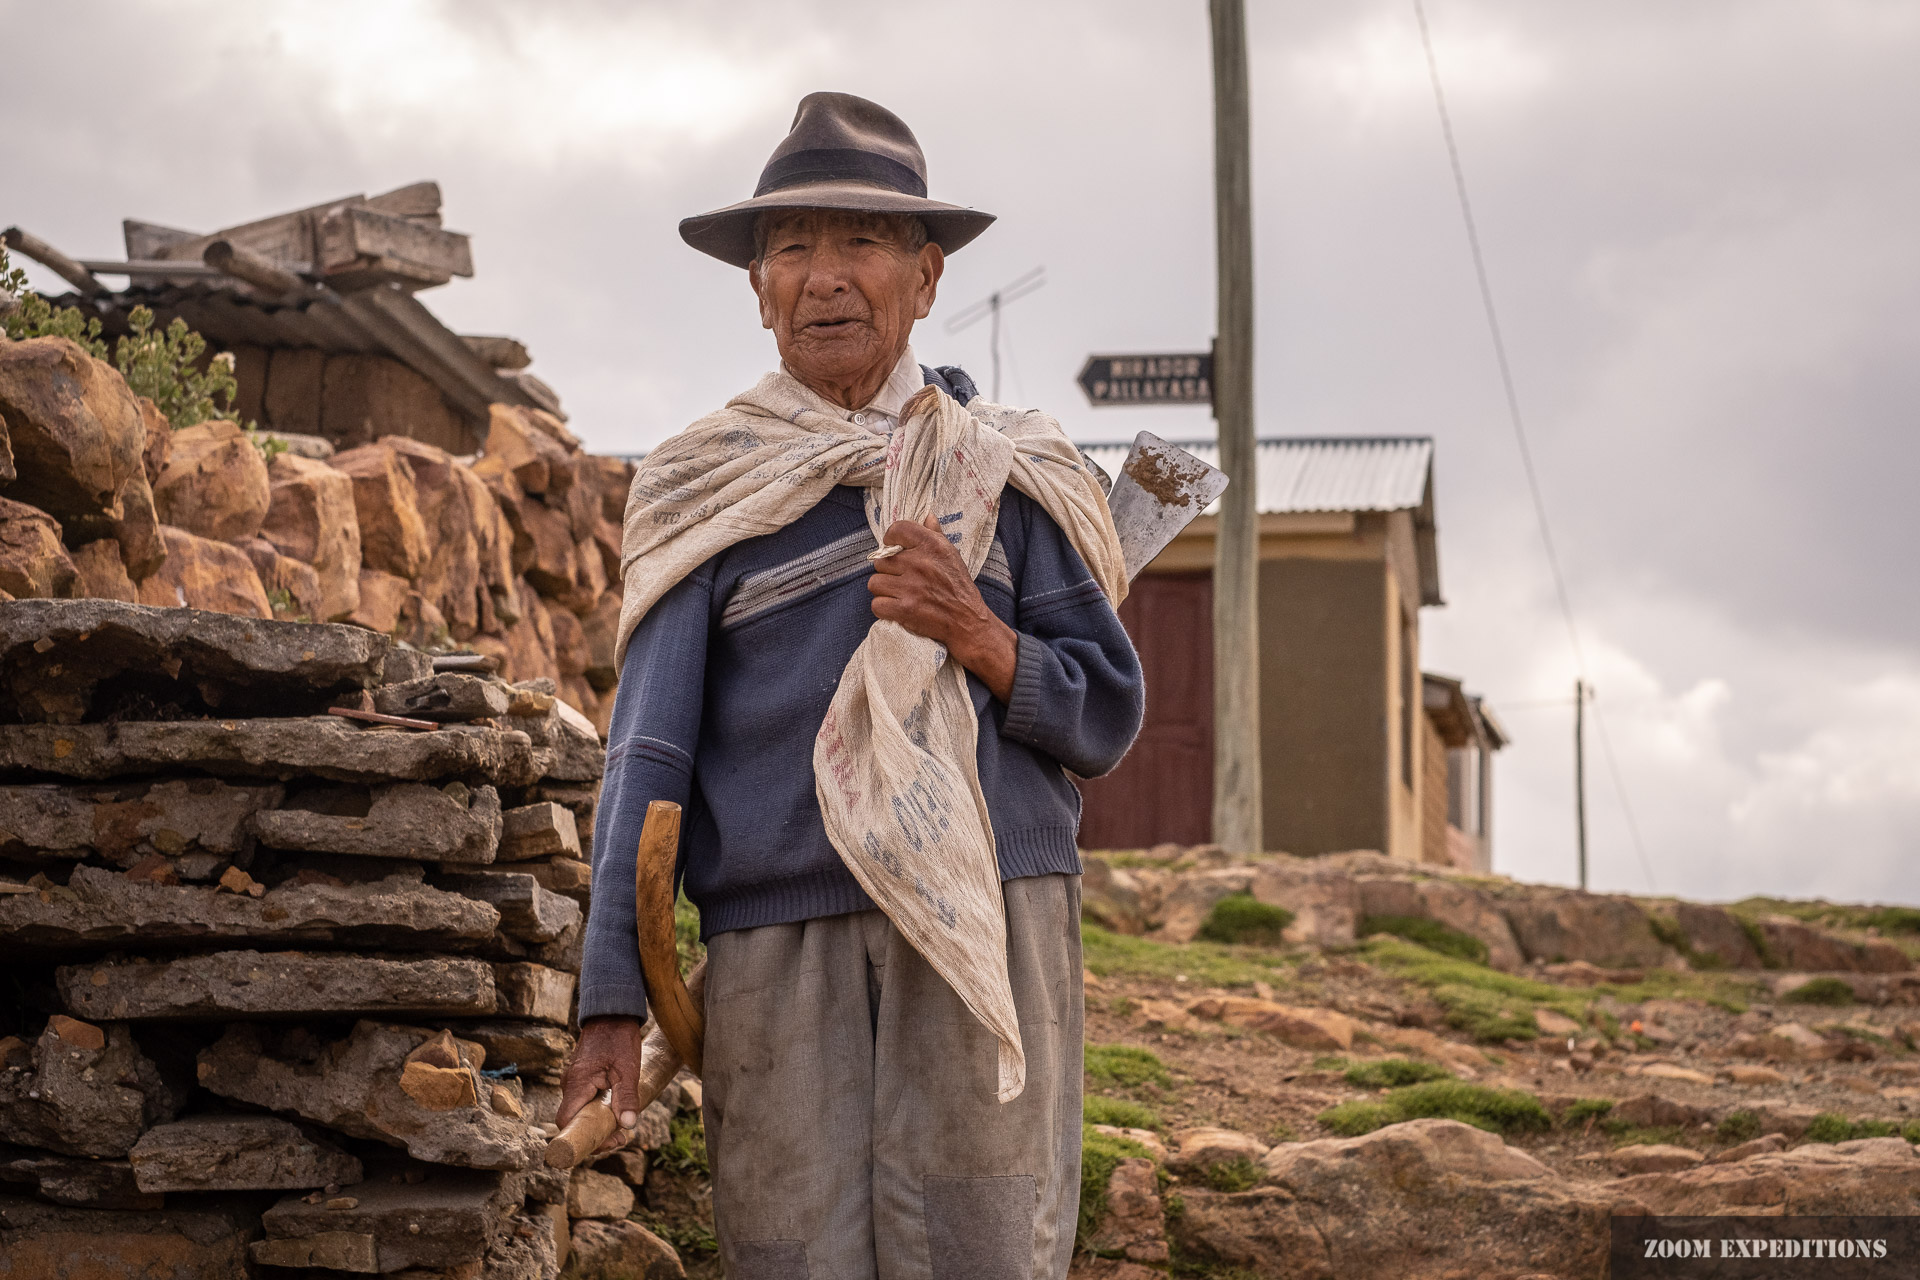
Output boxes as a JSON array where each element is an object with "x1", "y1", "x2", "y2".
[{"x1": 868, "y1": 516, "x2": 1019, "y2": 702}]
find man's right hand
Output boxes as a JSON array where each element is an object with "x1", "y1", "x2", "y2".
[{"x1": 557, "y1": 1015, "x2": 647, "y2": 1158}]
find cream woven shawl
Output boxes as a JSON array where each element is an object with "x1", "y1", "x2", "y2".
[{"x1": 616, "y1": 372, "x2": 1124, "y2": 1101}]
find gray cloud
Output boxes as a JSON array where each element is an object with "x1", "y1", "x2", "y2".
[{"x1": 4, "y1": 0, "x2": 1914, "y2": 904}]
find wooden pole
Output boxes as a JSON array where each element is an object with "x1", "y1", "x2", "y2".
[
  {"x1": 1209, "y1": 0, "x2": 1261, "y2": 854},
  {"x1": 1574, "y1": 678, "x2": 1588, "y2": 890},
  {"x1": 2, "y1": 227, "x2": 106, "y2": 297}
]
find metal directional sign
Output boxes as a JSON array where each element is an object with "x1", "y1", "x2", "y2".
[{"x1": 1077, "y1": 352, "x2": 1213, "y2": 407}]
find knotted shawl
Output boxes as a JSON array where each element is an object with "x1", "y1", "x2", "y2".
[{"x1": 616, "y1": 371, "x2": 1124, "y2": 1101}]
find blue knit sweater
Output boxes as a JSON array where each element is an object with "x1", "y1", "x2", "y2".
[{"x1": 578, "y1": 477, "x2": 1145, "y2": 1023}]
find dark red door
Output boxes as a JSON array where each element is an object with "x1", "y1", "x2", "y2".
[{"x1": 1076, "y1": 571, "x2": 1214, "y2": 849}]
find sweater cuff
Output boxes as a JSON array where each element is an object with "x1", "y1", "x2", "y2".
[
  {"x1": 576, "y1": 979, "x2": 649, "y2": 1024},
  {"x1": 999, "y1": 631, "x2": 1047, "y2": 744}
]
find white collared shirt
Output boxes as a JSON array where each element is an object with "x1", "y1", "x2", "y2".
[{"x1": 781, "y1": 346, "x2": 923, "y2": 434}]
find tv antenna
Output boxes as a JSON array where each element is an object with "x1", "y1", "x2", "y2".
[{"x1": 945, "y1": 265, "x2": 1045, "y2": 401}]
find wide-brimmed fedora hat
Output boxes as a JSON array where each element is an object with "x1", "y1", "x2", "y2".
[{"x1": 679, "y1": 92, "x2": 995, "y2": 270}]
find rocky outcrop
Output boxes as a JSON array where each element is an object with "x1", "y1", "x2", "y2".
[
  {"x1": 1615, "y1": 1137, "x2": 1920, "y2": 1214},
  {"x1": 1170, "y1": 1120, "x2": 1618, "y2": 1280}
]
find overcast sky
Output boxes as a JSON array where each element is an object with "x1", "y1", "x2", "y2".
[{"x1": 6, "y1": 0, "x2": 1916, "y2": 907}]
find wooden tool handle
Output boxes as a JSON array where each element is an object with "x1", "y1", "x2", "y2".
[
  {"x1": 635, "y1": 800, "x2": 705, "y2": 1076},
  {"x1": 543, "y1": 1088, "x2": 618, "y2": 1169}
]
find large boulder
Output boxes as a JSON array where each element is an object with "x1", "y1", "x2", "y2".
[
  {"x1": 1504, "y1": 890, "x2": 1674, "y2": 969},
  {"x1": 151, "y1": 418, "x2": 270, "y2": 542},
  {"x1": 134, "y1": 525, "x2": 272, "y2": 617},
  {"x1": 0, "y1": 495, "x2": 77, "y2": 598},
  {"x1": 0, "y1": 337, "x2": 154, "y2": 557},
  {"x1": 1674, "y1": 901, "x2": 1763, "y2": 969},
  {"x1": 1167, "y1": 1119, "x2": 1617, "y2": 1280},
  {"x1": 1358, "y1": 875, "x2": 1526, "y2": 970},
  {"x1": 331, "y1": 441, "x2": 430, "y2": 579},
  {"x1": 1250, "y1": 857, "x2": 1363, "y2": 946},
  {"x1": 1755, "y1": 916, "x2": 1911, "y2": 973},
  {"x1": 262, "y1": 451, "x2": 362, "y2": 620}
]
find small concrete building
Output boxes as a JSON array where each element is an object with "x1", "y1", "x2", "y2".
[
  {"x1": 1077, "y1": 436, "x2": 1491, "y2": 865},
  {"x1": 1421, "y1": 672, "x2": 1509, "y2": 873}
]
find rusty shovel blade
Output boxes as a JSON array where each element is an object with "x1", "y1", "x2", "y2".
[{"x1": 1108, "y1": 431, "x2": 1231, "y2": 581}]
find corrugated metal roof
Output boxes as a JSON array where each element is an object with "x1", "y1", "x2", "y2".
[{"x1": 1076, "y1": 436, "x2": 1433, "y2": 515}]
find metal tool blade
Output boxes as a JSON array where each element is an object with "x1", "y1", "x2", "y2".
[{"x1": 1107, "y1": 431, "x2": 1231, "y2": 581}]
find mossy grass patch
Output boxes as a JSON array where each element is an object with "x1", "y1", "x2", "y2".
[
  {"x1": 1343, "y1": 1058, "x2": 1453, "y2": 1088},
  {"x1": 1360, "y1": 915, "x2": 1489, "y2": 965},
  {"x1": 1086, "y1": 1043, "x2": 1173, "y2": 1091},
  {"x1": 1082, "y1": 922, "x2": 1295, "y2": 989},
  {"x1": 1198, "y1": 893, "x2": 1295, "y2": 947},
  {"x1": 1318, "y1": 1080, "x2": 1550, "y2": 1137},
  {"x1": 1085, "y1": 1095, "x2": 1162, "y2": 1130}
]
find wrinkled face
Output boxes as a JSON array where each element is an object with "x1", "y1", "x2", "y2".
[{"x1": 749, "y1": 209, "x2": 943, "y2": 396}]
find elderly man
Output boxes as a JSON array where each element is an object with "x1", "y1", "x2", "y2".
[{"x1": 560, "y1": 92, "x2": 1143, "y2": 1279}]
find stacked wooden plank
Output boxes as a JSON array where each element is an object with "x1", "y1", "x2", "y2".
[{"x1": 0, "y1": 600, "x2": 684, "y2": 1278}]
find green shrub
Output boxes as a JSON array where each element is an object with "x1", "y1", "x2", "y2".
[
  {"x1": 1736, "y1": 917, "x2": 1780, "y2": 969},
  {"x1": 1085, "y1": 1095, "x2": 1161, "y2": 1130},
  {"x1": 1903, "y1": 1121, "x2": 1920, "y2": 1144},
  {"x1": 1201, "y1": 1156, "x2": 1264, "y2": 1192},
  {"x1": 1804, "y1": 1113, "x2": 1859, "y2": 1144},
  {"x1": 1318, "y1": 1080, "x2": 1549, "y2": 1138},
  {"x1": 1085, "y1": 1043, "x2": 1172, "y2": 1090},
  {"x1": 1783, "y1": 977, "x2": 1855, "y2": 1006},
  {"x1": 1716, "y1": 1111, "x2": 1761, "y2": 1143},
  {"x1": 1360, "y1": 915, "x2": 1489, "y2": 965},
  {"x1": 1862, "y1": 907, "x2": 1920, "y2": 937},
  {"x1": 1268, "y1": 1120, "x2": 1299, "y2": 1144},
  {"x1": 1343, "y1": 1058, "x2": 1452, "y2": 1088},
  {"x1": 1, "y1": 244, "x2": 107, "y2": 357},
  {"x1": 1198, "y1": 893, "x2": 1294, "y2": 946},
  {"x1": 1079, "y1": 1123, "x2": 1151, "y2": 1246},
  {"x1": 657, "y1": 1112, "x2": 709, "y2": 1177},
  {"x1": 1560, "y1": 1098, "x2": 1616, "y2": 1128}
]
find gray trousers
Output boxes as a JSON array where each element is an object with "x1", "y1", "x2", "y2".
[{"x1": 702, "y1": 874, "x2": 1084, "y2": 1280}]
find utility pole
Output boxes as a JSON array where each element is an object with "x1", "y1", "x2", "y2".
[
  {"x1": 945, "y1": 266, "x2": 1045, "y2": 402},
  {"x1": 1209, "y1": 0, "x2": 1261, "y2": 854},
  {"x1": 1574, "y1": 678, "x2": 1588, "y2": 890}
]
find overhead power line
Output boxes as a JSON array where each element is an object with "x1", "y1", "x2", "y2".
[{"x1": 1411, "y1": 0, "x2": 1659, "y2": 894}]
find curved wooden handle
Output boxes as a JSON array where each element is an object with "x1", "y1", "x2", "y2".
[
  {"x1": 543, "y1": 1089, "x2": 617, "y2": 1169},
  {"x1": 635, "y1": 800, "x2": 704, "y2": 1076}
]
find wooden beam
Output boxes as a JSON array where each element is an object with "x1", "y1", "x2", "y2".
[
  {"x1": 461, "y1": 335, "x2": 532, "y2": 370},
  {"x1": 203, "y1": 240, "x2": 310, "y2": 297},
  {"x1": 319, "y1": 206, "x2": 472, "y2": 279},
  {"x1": 2, "y1": 227, "x2": 106, "y2": 296},
  {"x1": 365, "y1": 180, "x2": 443, "y2": 223},
  {"x1": 123, "y1": 219, "x2": 198, "y2": 261}
]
